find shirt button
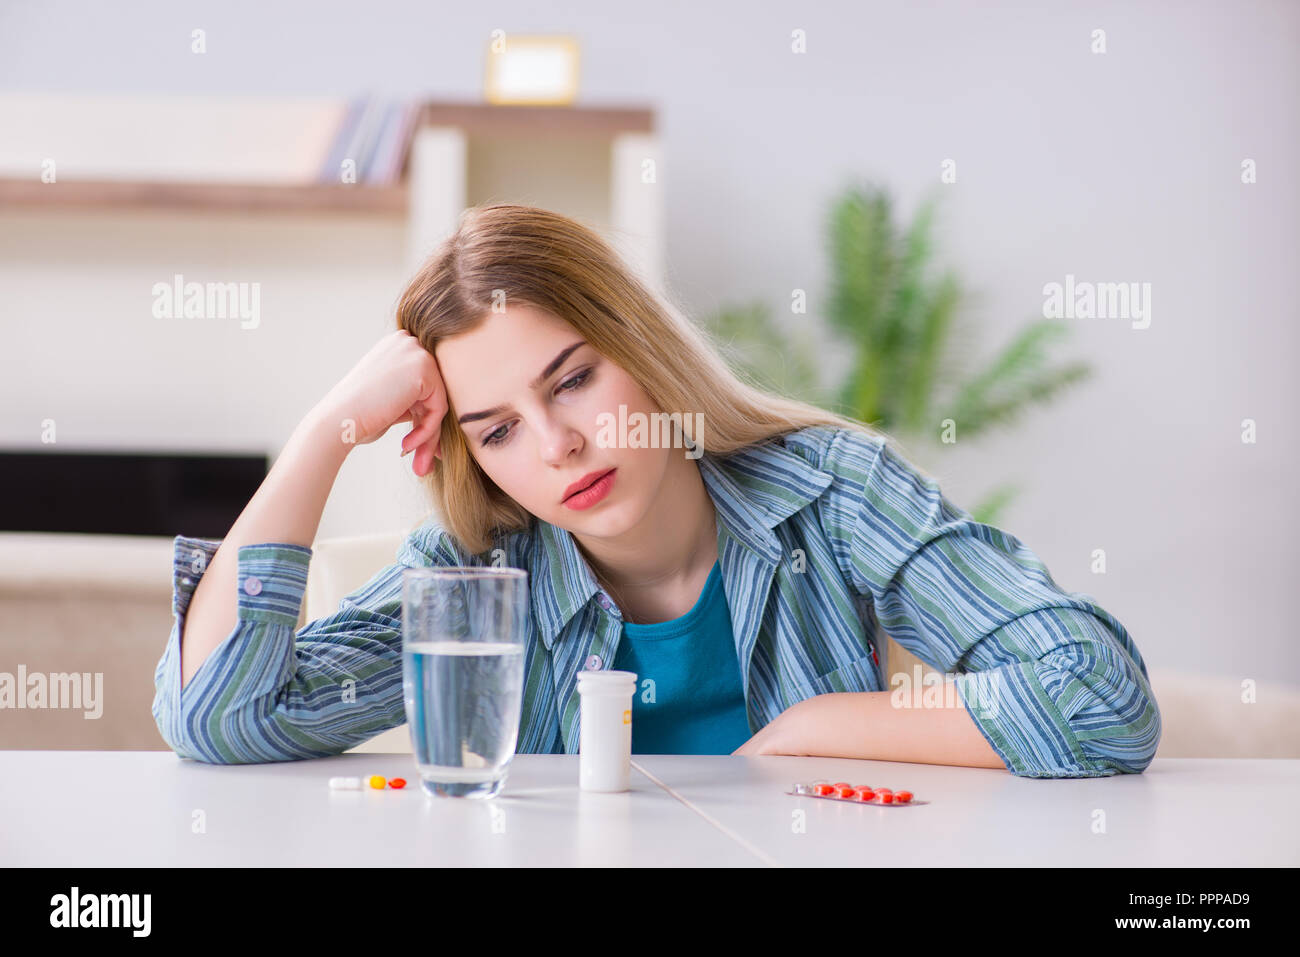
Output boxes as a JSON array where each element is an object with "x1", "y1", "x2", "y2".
[
  {"x1": 243, "y1": 576, "x2": 263, "y2": 596},
  {"x1": 181, "y1": 577, "x2": 192, "y2": 585},
  {"x1": 584, "y1": 654, "x2": 602, "y2": 670},
  {"x1": 596, "y1": 594, "x2": 610, "y2": 609}
]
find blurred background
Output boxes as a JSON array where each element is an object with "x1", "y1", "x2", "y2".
[{"x1": 1, "y1": 1, "x2": 1296, "y2": 756}]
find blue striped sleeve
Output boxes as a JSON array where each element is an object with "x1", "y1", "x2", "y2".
[
  {"x1": 819, "y1": 429, "x2": 1162, "y2": 778},
  {"x1": 152, "y1": 533, "x2": 414, "y2": 764}
]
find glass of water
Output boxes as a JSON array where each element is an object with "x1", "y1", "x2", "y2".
[{"x1": 401, "y1": 566, "x2": 528, "y2": 799}]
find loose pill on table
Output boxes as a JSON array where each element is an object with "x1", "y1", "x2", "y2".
[
  {"x1": 389, "y1": 778, "x2": 407, "y2": 789},
  {"x1": 368, "y1": 775, "x2": 387, "y2": 790},
  {"x1": 328, "y1": 777, "x2": 362, "y2": 790}
]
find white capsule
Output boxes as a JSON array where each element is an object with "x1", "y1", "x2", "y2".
[{"x1": 329, "y1": 776, "x2": 363, "y2": 790}]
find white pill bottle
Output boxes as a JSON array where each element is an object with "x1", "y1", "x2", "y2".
[{"x1": 576, "y1": 669, "x2": 637, "y2": 792}]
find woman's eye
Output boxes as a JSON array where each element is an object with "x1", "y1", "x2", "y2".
[
  {"x1": 558, "y1": 369, "x2": 592, "y2": 392},
  {"x1": 481, "y1": 368, "x2": 592, "y2": 449}
]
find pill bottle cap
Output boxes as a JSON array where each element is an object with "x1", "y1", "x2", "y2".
[{"x1": 576, "y1": 669, "x2": 637, "y2": 695}]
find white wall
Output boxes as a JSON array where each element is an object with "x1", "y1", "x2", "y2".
[
  {"x1": 0, "y1": 208, "x2": 433, "y2": 541},
  {"x1": 1, "y1": 0, "x2": 1296, "y2": 684}
]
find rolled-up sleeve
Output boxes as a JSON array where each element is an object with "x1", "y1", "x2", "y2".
[
  {"x1": 152, "y1": 533, "x2": 411, "y2": 765},
  {"x1": 820, "y1": 430, "x2": 1162, "y2": 778}
]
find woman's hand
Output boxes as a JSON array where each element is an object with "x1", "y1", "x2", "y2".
[{"x1": 314, "y1": 329, "x2": 448, "y2": 477}]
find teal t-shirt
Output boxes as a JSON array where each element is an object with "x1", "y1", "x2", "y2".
[{"x1": 611, "y1": 560, "x2": 752, "y2": 754}]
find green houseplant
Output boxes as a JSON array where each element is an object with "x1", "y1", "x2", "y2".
[{"x1": 702, "y1": 181, "x2": 1093, "y2": 525}]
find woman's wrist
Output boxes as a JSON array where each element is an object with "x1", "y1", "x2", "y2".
[{"x1": 295, "y1": 401, "x2": 356, "y2": 468}]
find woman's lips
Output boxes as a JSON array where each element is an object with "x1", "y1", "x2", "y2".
[{"x1": 562, "y1": 468, "x2": 616, "y2": 510}]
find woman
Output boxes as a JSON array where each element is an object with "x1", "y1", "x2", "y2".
[{"x1": 154, "y1": 204, "x2": 1160, "y2": 776}]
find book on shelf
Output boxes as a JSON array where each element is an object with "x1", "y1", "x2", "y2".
[
  {"x1": 316, "y1": 98, "x2": 368, "y2": 184},
  {"x1": 317, "y1": 95, "x2": 420, "y2": 186},
  {"x1": 366, "y1": 102, "x2": 422, "y2": 184}
]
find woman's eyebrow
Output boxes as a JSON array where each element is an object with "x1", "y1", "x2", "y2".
[{"x1": 456, "y1": 340, "x2": 587, "y2": 425}]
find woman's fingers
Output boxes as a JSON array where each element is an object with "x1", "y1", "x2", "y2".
[
  {"x1": 415, "y1": 384, "x2": 448, "y2": 426},
  {"x1": 400, "y1": 405, "x2": 434, "y2": 453},
  {"x1": 412, "y1": 440, "x2": 436, "y2": 477},
  {"x1": 401, "y1": 391, "x2": 447, "y2": 459}
]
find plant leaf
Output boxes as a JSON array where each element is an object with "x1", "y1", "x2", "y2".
[{"x1": 946, "y1": 320, "x2": 1075, "y2": 433}]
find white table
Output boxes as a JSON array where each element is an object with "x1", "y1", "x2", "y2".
[
  {"x1": 3, "y1": 751, "x2": 1296, "y2": 866},
  {"x1": 632, "y1": 755, "x2": 1300, "y2": 867},
  {"x1": 0, "y1": 751, "x2": 757, "y2": 867}
]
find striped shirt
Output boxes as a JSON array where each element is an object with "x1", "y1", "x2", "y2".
[{"x1": 152, "y1": 424, "x2": 1161, "y2": 777}]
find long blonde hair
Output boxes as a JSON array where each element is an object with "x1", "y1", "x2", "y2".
[{"x1": 396, "y1": 203, "x2": 910, "y2": 556}]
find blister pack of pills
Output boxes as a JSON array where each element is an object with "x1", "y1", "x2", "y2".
[{"x1": 786, "y1": 781, "x2": 928, "y2": 806}]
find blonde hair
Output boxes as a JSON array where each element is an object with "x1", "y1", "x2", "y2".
[{"x1": 395, "y1": 203, "x2": 913, "y2": 555}]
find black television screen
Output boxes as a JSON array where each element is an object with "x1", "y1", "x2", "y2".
[{"x1": 0, "y1": 450, "x2": 269, "y2": 537}]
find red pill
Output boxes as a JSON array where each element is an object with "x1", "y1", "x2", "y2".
[
  {"x1": 895, "y1": 790, "x2": 912, "y2": 803},
  {"x1": 874, "y1": 787, "x2": 892, "y2": 795},
  {"x1": 389, "y1": 778, "x2": 407, "y2": 790},
  {"x1": 836, "y1": 786, "x2": 856, "y2": 799},
  {"x1": 814, "y1": 783, "x2": 836, "y2": 796},
  {"x1": 855, "y1": 788, "x2": 876, "y2": 802},
  {"x1": 879, "y1": 792, "x2": 894, "y2": 804},
  {"x1": 833, "y1": 782, "x2": 851, "y2": 789}
]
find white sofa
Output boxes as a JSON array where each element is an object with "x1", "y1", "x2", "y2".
[{"x1": 0, "y1": 532, "x2": 177, "y2": 750}]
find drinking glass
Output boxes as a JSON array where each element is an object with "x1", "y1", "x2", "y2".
[{"x1": 401, "y1": 566, "x2": 528, "y2": 798}]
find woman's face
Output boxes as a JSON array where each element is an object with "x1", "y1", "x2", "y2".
[{"x1": 435, "y1": 304, "x2": 673, "y2": 538}]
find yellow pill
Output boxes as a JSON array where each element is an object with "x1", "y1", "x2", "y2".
[{"x1": 368, "y1": 775, "x2": 387, "y2": 790}]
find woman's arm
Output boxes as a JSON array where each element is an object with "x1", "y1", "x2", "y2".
[
  {"x1": 734, "y1": 690, "x2": 1006, "y2": 769},
  {"x1": 178, "y1": 405, "x2": 349, "y2": 689},
  {"x1": 178, "y1": 329, "x2": 446, "y2": 689},
  {"x1": 157, "y1": 532, "x2": 404, "y2": 763},
  {"x1": 809, "y1": 429, "x2": 1161, "y2": 777}
]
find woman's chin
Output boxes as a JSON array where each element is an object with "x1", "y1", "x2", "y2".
[{"x1": 556, "y1": 500, "x2": 634, "y2": 538}]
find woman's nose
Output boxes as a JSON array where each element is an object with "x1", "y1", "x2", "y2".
[{"x1": 536, "y1": 416, "x2": 583, "y2": 464}]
